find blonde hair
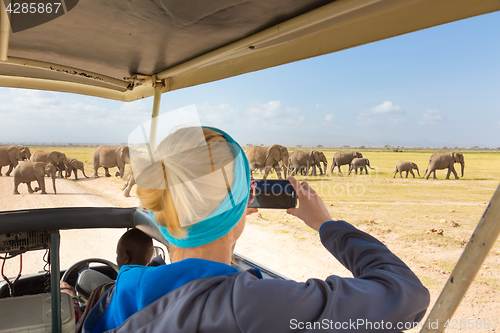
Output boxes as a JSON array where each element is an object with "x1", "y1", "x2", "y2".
[{"x1": 137, "y1": 127, "x2": 234, "y2": 239}]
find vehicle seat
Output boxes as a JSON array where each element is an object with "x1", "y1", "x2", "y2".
[{"x1": 0, "y1": 292, "x2": 75, "y2": 332}]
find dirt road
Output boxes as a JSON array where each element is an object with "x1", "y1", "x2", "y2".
[{"x1": 0, "y1": 175, "x2": 131, "y2": 276}]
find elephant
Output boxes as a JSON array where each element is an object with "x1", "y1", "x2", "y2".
[
  {"x1": 0, "y1": 145, "x2": 23, "y2": 176},
  {"x1": 330, "y1": 151, "x2": 363, "y2": 173},
  {"x1": 16, "y1": 146, "x2": 31, "y2": 160},
  {"x1": 13, "y1": 161, "x2": 57, "y2": 194},
  {"x1": 424, "y1": 152, "x2": 465, "y2": 180},
  {"x1": 393, "y1": 161, "x2": 420, "y2": 178},
  {"x1": 122, "y1": 174, "x2": 136, "y2": 197},
  {"x1": 246, "y1": 144, "x2": 289, "y2": 180},
  {"x1": 289, "y1": 150, "x2": 328, "y2": 176},
  {"x1": 93, "y1": 145, "x2": 130, "y2": 178},
  {"x1": 348, "y1": 158, "x2": 374, "y2": 175},
  {"x1": 65, "y1": 158, "x2": 90, "y2": 180},
  {"x1": 30, "y1": 151, "x2": 69, "y2": 178}
]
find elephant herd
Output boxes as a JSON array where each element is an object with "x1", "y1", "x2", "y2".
[
  {"x1": 1, "y1": 142, "x2": 466, "y2": 196},
  {"x1": 245, "y1": 146, "x2": 466, "y2": 181},
  {"x1": 392, "y1": 152, "x2": 465, "y2": 180},
  {"x1": 245, "y1": 147, "x2": 374, "y2": 179},
  {"x1": 0, "y1": 144, "x2": 130, "y2": 195}
]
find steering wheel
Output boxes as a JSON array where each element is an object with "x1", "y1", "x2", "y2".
[
  {"x1": 61, "y1": 258, "x2": 119, "y2": 282},
  {"x1": 61, "y1": 258, "x2": 119, "y2": 306}
]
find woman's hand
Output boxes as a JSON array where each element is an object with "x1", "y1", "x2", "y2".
[{"x1": 286, "y1": 176, "x2": 333, "y2": 232}]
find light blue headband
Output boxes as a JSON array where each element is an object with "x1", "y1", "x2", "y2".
[{"x1": 149, "y1": 127, "x2": 250, "y2": 248}]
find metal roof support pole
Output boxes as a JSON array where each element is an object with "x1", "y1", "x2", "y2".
[
  {"x1": 49, "y1": 230, "x2": 62, "y2": 333},
  {"x1": 0, "y1": 0, "x2": 10, "y2": 61},
  {"x1": 419, "y1": 183, "x2": 500, "y2": 333},
  {"x1": 149, "y1": 77, "x2": 165, "y2": 151}
]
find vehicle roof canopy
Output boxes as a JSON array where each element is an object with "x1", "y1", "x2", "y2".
[{"x1": 1, "y1": 0, "x2": 499, "y2": 101}]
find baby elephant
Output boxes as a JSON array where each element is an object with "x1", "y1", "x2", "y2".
[
  {"x1": 393, "y1": 161, "x2": 420, "y2": 178},
  {"x1": 348, "y1": 158, "x2": 374, "y2": 175},
  {"x1": 13, "y1": 161, "x2": 57, "y2": 195},
  {"x1": 65, "y1": 158, "x2": 89, "y2": 180}
]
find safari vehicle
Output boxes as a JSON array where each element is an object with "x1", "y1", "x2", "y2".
[{"x1": 1, "y1": 0, "x2": 500, "y2": 332}]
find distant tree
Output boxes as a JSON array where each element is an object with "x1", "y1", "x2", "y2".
[
  {"x1": 246, "y1": 144, "x2": 253, "y2": 147},
  {"x1": 317, "y1": 145, "x2": 323, "y2": 148},
  {"x1": 384, "y1": 145, "x2": 391, "y2": 149},
  {"x1": 342, "y1": 145, "x2": 350, "y2": 148},
  {"x1": 359, "y1": 145, "x2": 366, "y2": 149},
  {"x1": 260, "y1": 144, "x2": 264, "y2": 147},
  {"x1": 296, "y1": 145, "x2": 303, "y2": 148}
]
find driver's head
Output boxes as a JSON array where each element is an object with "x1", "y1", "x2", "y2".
[{"x1": 116, "y1": 229, "x2": 154, "y2": 267}]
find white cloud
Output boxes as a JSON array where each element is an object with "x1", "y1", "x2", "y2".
[
  {"x1": 419, "y1": 109, "x2": 446, "y2": 125},
  {"x1": 0, "y1": 88, "x2": 152, "y2": 143},
  {"x1": 368, "y1": 101, "x2": 403, "y2": 114},
  {"x1": 356, "y1": 116, "x2": 377, "y2": 127},
  {"x1": 357, "y1": 101, "x2": 406, "y2": 126},
  {"x1": 245, "y1": 100, "x2": 300, "y2": 121},
  {"x1": 316, "y1": 104, "x2": 333, "y2": 111},
  {"x1": 387, "y1": 116, "x2": 409, "y2": 125},
  {"x1": 325, "y1": 114, "x2": 333, "y2": 122},
  {"x1": 197, "y1": 102, "x2": 235, "y2": 126}
]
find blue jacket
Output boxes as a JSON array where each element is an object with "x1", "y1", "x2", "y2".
[{"x1": 83, "y1": 220, "x2": 430, "y2": 332}]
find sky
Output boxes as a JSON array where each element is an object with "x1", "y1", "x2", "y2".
[{"x1": 0, "y1": 10, "x2": 499, "y2": 148}]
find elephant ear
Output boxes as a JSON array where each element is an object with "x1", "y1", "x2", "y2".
[
  {"x1": 265, "y1": 145, "x2": 281, "y2": 164},
  {"x1": 280, "y1": 146, "x2": 289, "y2": 162},
  {"x1": 121, "y1": 146, "x2": 130, "y2": 161},
  {"x1": 44, "y1": 164, "x2": 55, "y2": 175},
  {"x1": 312, "y1": 151, "x2": 321, "y2": 163},
  {"x1": 48, "y1": 152, "x2": 58, "y2": 164},
  {"x1": 70, "y1": 159, "x2": 79, "y2": 168}
]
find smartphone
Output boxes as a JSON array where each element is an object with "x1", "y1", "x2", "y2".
[{"x1": 248, "y1": 179, "x2": 297, "y2": 209}]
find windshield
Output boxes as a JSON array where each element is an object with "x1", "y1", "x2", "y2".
[{"x1": 0, "y1": 6, "x2": 499, "y2": 319}]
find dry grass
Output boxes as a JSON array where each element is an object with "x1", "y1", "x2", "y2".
[{"x1": 257, "y1": 149, "x2": 500, "y2": 289}]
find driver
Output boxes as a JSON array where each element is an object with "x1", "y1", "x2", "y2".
[
  {"x1": 61, "y1": 229, "x2": 157, "y2": 325},
  {"x1": 82, "y1": 126, "x2": 429, "y2": 333},
  {"x1": 115, "y1": 228, "x2": 155, "y2": 267}
]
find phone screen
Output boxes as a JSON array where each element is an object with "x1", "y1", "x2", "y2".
[{"x1": 248, "y1": 179, "x2": 297, "y2": 209}]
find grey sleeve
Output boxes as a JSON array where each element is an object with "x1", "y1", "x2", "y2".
[{"x1": 232, "y1": 220, "x2": 430, "y2": 333}]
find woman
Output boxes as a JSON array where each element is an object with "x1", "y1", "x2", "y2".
[{"x1": 84, "y1": 127, "x2": 429, "y2": 332}]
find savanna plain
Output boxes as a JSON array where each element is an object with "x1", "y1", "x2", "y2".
[{"x1": 1, "y1": 146, "x2": 499, "y2": 332}]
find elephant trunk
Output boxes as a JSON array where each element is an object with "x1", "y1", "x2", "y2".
[
  {"x1": 461, "y1": 163, "x2": 464, "y2": 178},
  {"x1": 283, "y1": 160, "x2": 288, "y2": 179},
  {"x1": 51, "y1": 173, "x2": 57, "y2": 194}
]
